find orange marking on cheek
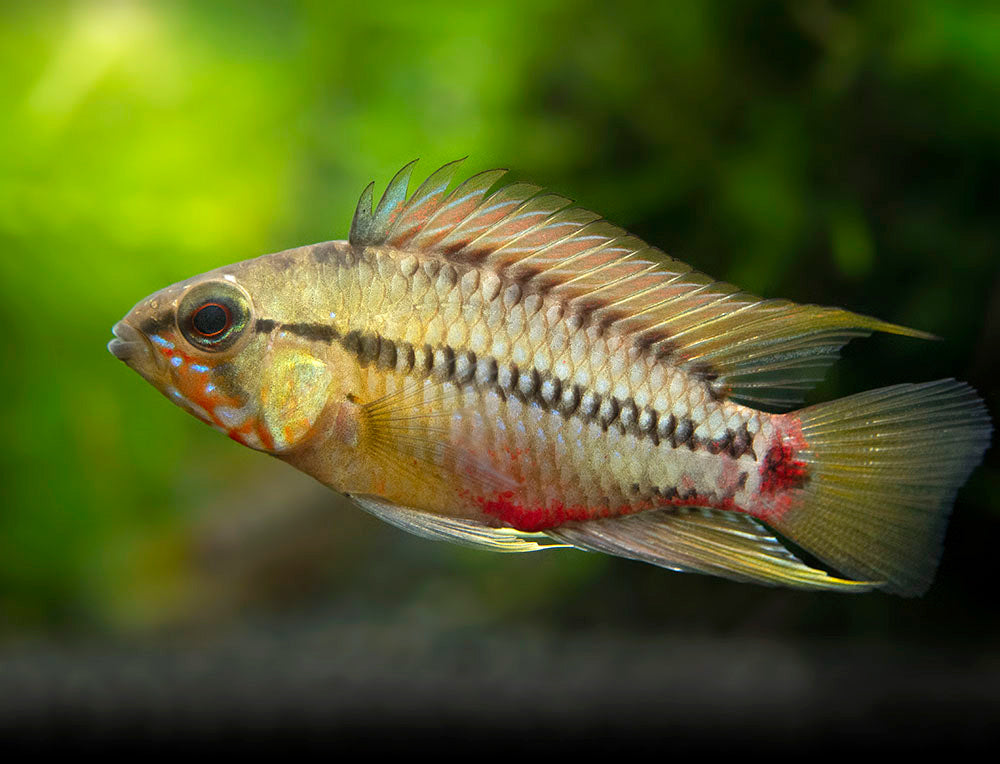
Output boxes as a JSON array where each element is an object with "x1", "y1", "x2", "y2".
[
  {"x1": 256, "y1": 421, "x2": 275, "y2": 451},
  {"x1": 226, "y1": 417, "x2": 267, "y2": 448},
  {"x1": 154, "y1": 333, "x2": 245, "y2": 428},
  {"x1": 187, "y1": 380, "x2": 242, "y2": 428}
]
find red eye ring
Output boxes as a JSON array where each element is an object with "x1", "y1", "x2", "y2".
[
  {"x1": 191, "y1": 302, "x2": 231, "y2": 338},
  {"x1": 178, "y1": 282, "x2": 250, "y2": 353}
]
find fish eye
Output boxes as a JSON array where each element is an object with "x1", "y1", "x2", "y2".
[
  {"x1": 178, "y1": 281, "x2": 251, "y2": 352},
  {"x1": 192, "y1": 302, "x2": 230, "y2": 337}
]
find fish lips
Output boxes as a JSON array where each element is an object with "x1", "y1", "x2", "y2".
[
  {"x1": 108, "y1": 320, "x2": 163, "y2": 385},
  {"x1": 108, "y1": 320, "x2": 145, "y2": 361}
]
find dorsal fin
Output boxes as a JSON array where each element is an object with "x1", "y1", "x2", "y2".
[{"x1": 350, "y1": 161, "x2": 933, "y2": 410}]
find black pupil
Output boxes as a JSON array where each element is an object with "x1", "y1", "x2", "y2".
[{"x1": 193, "y1": 303, "x2": 229, "y2": 337}]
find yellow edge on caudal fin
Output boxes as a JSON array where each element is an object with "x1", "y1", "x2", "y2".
[{"x1": 349, "y1": 160, "x2": 935, "y2": 412}]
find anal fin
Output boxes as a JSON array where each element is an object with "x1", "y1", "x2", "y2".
[
  {"x1": 352, "y1": 494, "x2": 567, "y2": 553},
  {"x1": 546, "y1": 507, "x2": 878, "y2": 591}
]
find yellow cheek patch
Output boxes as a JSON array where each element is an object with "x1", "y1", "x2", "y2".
[{"x1": 259, "y1": 349, "x2": 333, "y2": 452}]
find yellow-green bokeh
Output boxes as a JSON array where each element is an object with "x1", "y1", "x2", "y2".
[{"x1": 1, "y1": 0, "x2": 997, "y2": 640}]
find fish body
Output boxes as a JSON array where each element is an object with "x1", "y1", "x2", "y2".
[{"x1": 110, "y1": 160, "x2": 992, "y2": 595}]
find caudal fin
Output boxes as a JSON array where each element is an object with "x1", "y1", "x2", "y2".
[{"x1": 769, "y1": 379, "x2": 991, "y2": 596}]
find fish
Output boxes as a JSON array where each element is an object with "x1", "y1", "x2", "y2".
[{"x1": 109, "y1": 159, "x2": 992, "y2": 595}]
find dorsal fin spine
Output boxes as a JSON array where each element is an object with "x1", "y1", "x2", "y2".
[
  {"x1": 554, "y1": 252, "x2": 644, "y2": 292},
  {"x1": 386, "y1": 158, "x2": 466, "y2": 246},
  {"x1": 519, "y1": 234, "x2": 622, "y2": 282},
  {"x1": 370, "y1": 160, "x2": 418, "y2": 242},
  {"x1": 455, "y1": 192, "x2": 563, "y2": 259},
  {"x1": 583, "y1": 261, "x2": 661, "y2": 302},
  {"x1": 522, "y1": 225, "x2": 620, "y2": 272},
  {"x1": 597, "y1": 271, "x2": 683, "y2": 315},
  {"x1": 631, "y1": 288, "x2": 744, "y2": 331},
  {"x1": 653, "y1": 292, "x2": 753, "y2": 332},
  {"x1": 627, "y1": 282, "x2": 730, "y2": 329},
  {"x1": 349, "y1": 181, "x2": 376, "y2": 248},
  {"x1": 483, "y1": 201, "x2": 582, "y2": 261},
  {"x1": 413, "y1": 170, "x2": 509, "y2": 248},
  {"x1": 668, "y1": 301, "x2": 767, "y2": 345},
  {"x1": 435, "y1": 182, "x2": 541, "y2": 250}
]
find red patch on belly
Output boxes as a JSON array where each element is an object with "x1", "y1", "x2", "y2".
[
  {"x1": 475, "y1": 489, "x2": 747, "y2": 532},
  {"x1": 475, "y1": 493, "x2": 595, "y2": 532},
  {"x1": 475, "y1": 492, "x2": 662, "y2": 532}
]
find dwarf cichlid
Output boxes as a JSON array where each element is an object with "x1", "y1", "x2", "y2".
[{"x1": 109, "y1": 160, "x2": 992, "y2": 595}]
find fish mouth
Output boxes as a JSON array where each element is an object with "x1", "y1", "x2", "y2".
[{"x1": 108, "y1": 320, "x2": 153, "y2": 366}]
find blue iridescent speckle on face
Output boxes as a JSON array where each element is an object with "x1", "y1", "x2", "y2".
[{"x1": 151, "y1": 335, "x2": 174, "y2": 350}]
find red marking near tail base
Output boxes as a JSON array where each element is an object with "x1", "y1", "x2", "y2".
[
  {"x1": 759, "y1": 442, "x2": 809, "y2": 494},
  {"x1": 753, "y1": 416, "x2": 810, "y2": 524}
]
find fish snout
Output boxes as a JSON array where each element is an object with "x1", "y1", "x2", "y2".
[
  {"x1": 107, "y1": 320, "x2": 159, "y2": 377},
  {"x1": 108, "y1": 320, "x2": 141, "y2": 360}
]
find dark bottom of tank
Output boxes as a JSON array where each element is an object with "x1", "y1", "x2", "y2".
[{"x1": 2, "y1": 611, "x2": 996, "y2": 753}]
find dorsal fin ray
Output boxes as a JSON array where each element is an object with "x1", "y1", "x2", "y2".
[{"x1": 349, "y1": 160, "x2": 934, "y2": 410}]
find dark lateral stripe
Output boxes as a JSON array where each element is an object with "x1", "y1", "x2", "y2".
[
  {"x1": 335, "y1": 328, "x2": 755, "y2": 458},
  {"x1": 284, "y1": 323, "x2": 341, "y2": 342},
  {"x1": 255, "y1": 319, "x2": 340, "y2": 343}
]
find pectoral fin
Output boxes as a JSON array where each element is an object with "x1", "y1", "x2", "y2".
[{"x1": 358, "y1": 379, "x2": 518, "y2": 497}]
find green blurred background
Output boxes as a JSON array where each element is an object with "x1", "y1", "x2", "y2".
[{"x1": 1, "y1": 0, "x2": 998, "y2": 747}]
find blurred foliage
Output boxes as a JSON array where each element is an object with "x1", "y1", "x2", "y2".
[{"x1": 0, "y1": 0, "x2": 997, "y2": 643}]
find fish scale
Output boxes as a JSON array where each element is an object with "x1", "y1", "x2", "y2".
[
  {"x1": 314, "y1": 244, "x2": 771, "y2": 528},
  {"x1": 109, "y1": 160, "x2": 991, "y2": 595}
]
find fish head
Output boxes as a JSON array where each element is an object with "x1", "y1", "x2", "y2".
[{"x1": 109, "y1": 252, "x2": 339, "y2": 453}]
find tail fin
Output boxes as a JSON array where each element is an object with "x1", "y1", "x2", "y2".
[{"x1": 769, "y1": 379, "x2": 991, "y2": 596}]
